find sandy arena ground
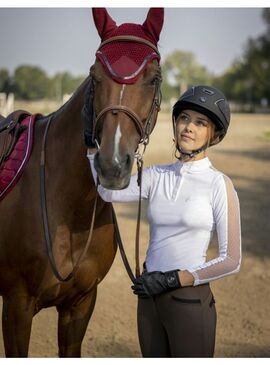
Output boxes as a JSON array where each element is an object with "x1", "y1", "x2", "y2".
[{"x1": 0, "y1": 112, "x2": 270, "y2": 357}]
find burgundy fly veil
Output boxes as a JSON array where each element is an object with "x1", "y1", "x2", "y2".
[{"x1": 92, "y1": 8, "x2": 164, "y2": 84}]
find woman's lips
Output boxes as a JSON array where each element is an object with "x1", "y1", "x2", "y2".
[{"x1": 181, "y1": 134, "x2": 194, "y2": 141}]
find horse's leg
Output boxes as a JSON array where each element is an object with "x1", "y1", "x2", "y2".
[
  {"x1": 57, "y1": 286, "x2": 97, "y2": 357},
  {"x1": 2, "y1": 294, "x2": 35, "y2": 357}
]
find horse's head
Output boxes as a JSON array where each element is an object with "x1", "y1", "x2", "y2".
[{"x1": 85, "y1": 8, "x2": 164, "y2": 189}]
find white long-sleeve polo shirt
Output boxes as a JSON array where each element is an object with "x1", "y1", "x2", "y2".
[{"x1": 88, "y1": 154, "x2": 241, "y2": 286}]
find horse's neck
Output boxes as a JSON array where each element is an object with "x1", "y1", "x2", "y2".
[
  {"x1": 50, "y1": 77, "x2": 89, "y2": 151},
  {"x1": 45, "y1": 77, "x2": 93, "y2": 190}
]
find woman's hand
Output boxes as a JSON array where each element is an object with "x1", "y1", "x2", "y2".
[
  {"x1": 178, "y1": 270, "x2": 195, "y2": 287},
  {"x1": 131, "y1": 270, "x2": 181, "y2": 298}
]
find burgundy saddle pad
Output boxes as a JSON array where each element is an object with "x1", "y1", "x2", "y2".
[{"x1": 0, "y1": 114, "x2": 40, "y2": 201}]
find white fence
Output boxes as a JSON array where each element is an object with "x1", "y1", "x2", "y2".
[{"x1": 0, "y1": 93, "x2": 14, "y2": 116}]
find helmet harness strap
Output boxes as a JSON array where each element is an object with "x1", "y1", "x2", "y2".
[{"x1": 176, "y1": 143, "x2": 208, "y2": 159}]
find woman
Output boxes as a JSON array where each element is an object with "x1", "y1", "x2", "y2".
[{"x1": 87, "y1": 85, "x2": 242, "y2": 357}]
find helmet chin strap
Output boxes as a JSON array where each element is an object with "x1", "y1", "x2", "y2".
[{"x1": 176, "y1": 142, "x2": 208, "y2": 159}]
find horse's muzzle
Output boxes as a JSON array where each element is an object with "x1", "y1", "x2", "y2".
[{"x1": 94, "y1": 151, "x2": 133, "y2": 190}]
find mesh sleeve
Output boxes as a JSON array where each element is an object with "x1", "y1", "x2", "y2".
[
  {"x1": 190, "y1": 174, "x2": 242, "y2": 286},
  {"x1": 87, "y1": 152, "x2": 151, "y2": 202}
]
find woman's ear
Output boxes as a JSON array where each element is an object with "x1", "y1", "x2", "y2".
[{"x1": 210, "y1": 132, "x2": 221, "y2": 146}]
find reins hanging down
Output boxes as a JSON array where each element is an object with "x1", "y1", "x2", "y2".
[
  {"x1": 40, "y1": 115, "x2": 99, "y2": 282},
  {"x1": 111, "y1": 151, "x2": 145, "y2": 284}
]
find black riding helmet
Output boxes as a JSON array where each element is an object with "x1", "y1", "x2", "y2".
[{"x1": 172, "y1": 85, "x2": 230, "y2": 146}]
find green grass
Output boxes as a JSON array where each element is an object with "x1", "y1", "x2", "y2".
[{"x1": 263, "y1": 131, "x2": 270, "y2": 140}]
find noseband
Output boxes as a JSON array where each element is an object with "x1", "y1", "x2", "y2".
[{"x1": 94, "y1": 79, "x2": 161, "y2": 146}]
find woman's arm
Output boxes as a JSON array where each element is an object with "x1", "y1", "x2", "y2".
[
  {"x1": 87, "y1": 152, "x2": 152, "y2": 203},
  {"x1": 189, "y1": 174, "x2": 242, "y2": 286}
]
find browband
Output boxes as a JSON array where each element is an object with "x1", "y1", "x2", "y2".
[{"x1": 98, "y1": 35, "x2": 160, "y2": 56}]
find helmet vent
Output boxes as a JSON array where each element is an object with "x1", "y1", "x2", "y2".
[{"x1": 202, "y1": 88, "x2": 214, "y2": 95}]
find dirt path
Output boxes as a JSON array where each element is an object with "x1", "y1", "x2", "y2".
[{"x1": 0, "y1": 113, "x2": 270, "y2": 357}]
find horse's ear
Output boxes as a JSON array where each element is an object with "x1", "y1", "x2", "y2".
[
  {"x1": 92, "y1": 8, "x2": 117, "y2": 39},
  {"x1": 142, "y1": 8, "x2": 164, "y2": 44}
]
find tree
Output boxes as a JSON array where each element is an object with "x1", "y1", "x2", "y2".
[
  {"x1": 162, "y1": 51, "x2": 214, "y2": 99},
  {"x1": 216, "y1": 9, "x2": 270, "y2": 105},
  {"x1": 14, "y1": 65, "x2": 51, "y2": 100},
  {"x1": 0, "y1": 68, "x2": 11, "y2": 93},
  {"x1": 50, "y1": 72, "x2": 85, "y2": 100}
]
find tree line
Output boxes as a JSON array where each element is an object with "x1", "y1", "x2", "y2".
[
  {"x1": 161, "y1": 9, "x2": 270, "y2": 109},
  {"x1": 0, "y1": 67, "x2": 85, "y2": 101},
  {"x1": 0, "y1": 9, "x2": 269, "y2": 109}
]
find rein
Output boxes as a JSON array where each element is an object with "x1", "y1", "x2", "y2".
[{"x1": 40, "y1": 115, "x2": 99, "y2": 282}]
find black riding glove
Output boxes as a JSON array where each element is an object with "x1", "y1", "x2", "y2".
[{"x1": 131, "y1": 270, "x2": 181, "y2": 298}]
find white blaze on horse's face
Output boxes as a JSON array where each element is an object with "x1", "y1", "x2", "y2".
[
  {"x1": 113, "y1": 124, "x2": 122, "y2": 166},
  {"x1": 119, "y1": 85, "x2": 126, "y2": 105},
  {"x1": 112, "y1": 85, "x2": 125, "y2": 165}
]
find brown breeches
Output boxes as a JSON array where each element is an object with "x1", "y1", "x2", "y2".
[{"x1": 137, "y1": 283, "x2": 216, "y2": 357}]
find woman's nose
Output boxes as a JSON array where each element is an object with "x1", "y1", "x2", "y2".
[{"x1": 184, "y1": 121, "x2": 193, "y2": 132}]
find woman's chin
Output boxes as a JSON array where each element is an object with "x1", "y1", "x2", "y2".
[{"x1": 179, "y1": 142, "x2": 194, "y2": 153}]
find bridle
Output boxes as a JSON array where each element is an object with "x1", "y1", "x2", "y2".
[
  {"x1": 88, "y1": 36, "x2": 162, "y2": 150},
  {"x1": 94, "y1": 77, "x2": 161, "y2": 147},
  {"x1": 40, "y1": 35, "x2": 162, "y2": 283},
  {"x1": 88, "y1": 36, "x2": 162, "y2": 282}
]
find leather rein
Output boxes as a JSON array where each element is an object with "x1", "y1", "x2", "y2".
[
  {"x1": 40, "y1": 35, "x2": 161, "y2": 283},
  {"x1": 40, "y1": 115, "x2": 99, "y2": 282}
]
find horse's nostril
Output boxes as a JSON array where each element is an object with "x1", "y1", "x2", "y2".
[
  {"x1": 125, "y1": 153, "x2": 132, "y2": 169},
  {"x1": 93, "y1": 151, "x2": 102, "y2": 174}
]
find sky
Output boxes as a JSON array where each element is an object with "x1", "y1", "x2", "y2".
[{"x1": 0, "y1": 6, "x2": 267, "y2": 77}]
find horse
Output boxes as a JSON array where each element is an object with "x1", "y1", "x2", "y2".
[{"x1": 0, "y1": 8, "x2": 163, "y2": 357}]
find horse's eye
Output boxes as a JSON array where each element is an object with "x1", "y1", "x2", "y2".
[
  {"x1": 151, "y1": 77, "x2": 161, "y2": 86},
  {"x1": 90, "y1": 68, "x2": 101, "y2": 84},
  {"x1": 91, "y1": 75, "x2": 101, "y2": 85}
]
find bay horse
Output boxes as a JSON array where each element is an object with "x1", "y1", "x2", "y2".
[{"x1": 0, "y1": 8, "x2": 163, "y2": 357}]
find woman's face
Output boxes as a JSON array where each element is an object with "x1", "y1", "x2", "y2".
[{"x1": 176, "y1": 109, "x2": 213, "y2": 154}]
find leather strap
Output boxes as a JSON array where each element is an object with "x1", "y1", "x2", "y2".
[
  {"x1": 111, "y1": 156, "x2": 144, "y2": 281},
  {"x1": 93, "y1": 79, "x2": 161, "y2": 146},
  {"x1": 40, "y1": 115, "x2": 98, "y2": 282},
  {"x1": 135, "y1": 158, "x2": 144, "y2": 278},
  {"x1": 98, "y1": 35, "x2": 160, "y2": 56},
  {"x1": 95, "y1": 105, "x2": 144, "y2": 139},
  {"x1": 112, "y1": 207, "x2": 136, "y2": 283}
]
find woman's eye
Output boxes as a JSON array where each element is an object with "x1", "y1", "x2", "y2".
[
  {"x1": 197, "y1": 120, "x2": 208, "y2": 127},
  {"x1": 179, "y1": 115, "x2": 188, "y2": 121}
]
